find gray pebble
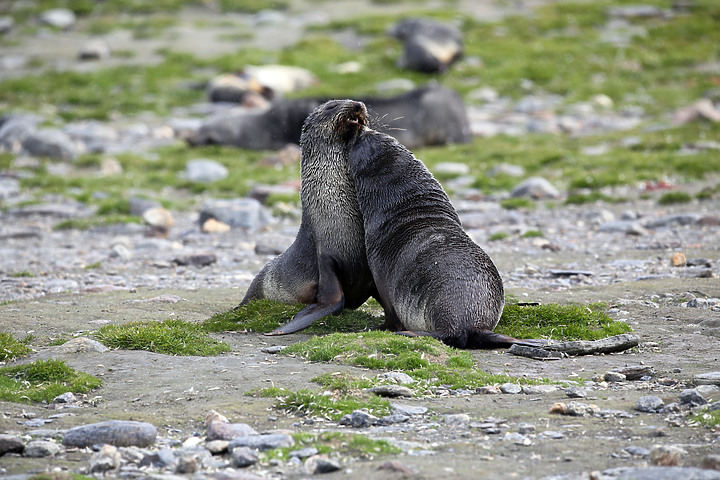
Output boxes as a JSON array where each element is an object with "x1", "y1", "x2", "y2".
[
  {"x1": 391, "y1": 404, "x2": 427, "y2": 416},
  {"x1": 228, "y1": 433, "x2": 294, "y2": 451},
  {"x1": 289, "y1": 447, "x2": 318, "y2": 459},
  {"x1": 261, "y1": 345, "x2": 286, "y2": 354},
  {"x1": 379, "y1": 414, "x2": 409, "y2": 425},
  {"x1": 140, "y1": 447, "x2": 176, "y2": 468},
  {"x1": 368, "y1": 385, "x2": 413, "y2": 397},
  {"x1": 539, "y1": 430, "x2": 564, "y2": 439},
  {"x1": 695, "y1": 372, "x2": 720, "y2": 386},
  {"x1": 604, "y1": 371, "x2": 627, "y2": 383},
  {"x1": 24, "y1": 439, "x2": 61, "y2": 458},
  {"x1": 78, "y1": 39, "x2": 111, "y2": 61},
  {"x1": 518, "y1": 423, "x2": 536, "y2": 434},
  {"x1": 231, "y1": 446, "x2": 258, "y2": 468},
  {"x1": 206, "y1": 421, "x2": 257, "y2": 441},
  {"x1": 88, "y1": 444, "x2": 122, "y2": 473},
  {"x1": 39, "y1": 8, "x2": 76, "y2": 29},
  {"x1": 680, "y1": 389, "x2": 707, "y2": 406},
  {"x1": 635, "y1": 395, "x2": 665, "y2": 413},
  {"x1": 53, "y1": 392, "x2": 76, "y2": 404},
  {"x1": 522, "y1": 385, "x2": 558, "y2": 395},
  {"x1": 199, "y1": 198, "x2": 271, "y2": 231},
  {"x1": 443, "y1": 413, "x2": 471, "y2": 425},
  {"x1": 623, "y1": 446, "x2": 650, "y2": 457},
  {"x1": 377, "y1": 372, "x2": 415, "y2": 385},
  {"x1": 339, "y1": 410, "x2": 380, "y2": 428},
  {"x1": 63, "y1": 420, "x2": 158, "y2": 448},
  {"x1": 186, "y1": 159, "x2": 229, "y2": 183},
  {"x1": 305, "y1": 455, "x2": 341, "y2": 474},
  {"x1": 510, "y1": 177, "x2": 561, "y2": 200},
  {"x1": 0, "y1": 434, "x2": 25, "y2": 455},
  {"x1": 22, "y1": 128, "x2": 77, "y2": 161},
  {"x1": 565, "y1": 386, "x2": 587, "y2": 398},
  {"x1": 204, "y1": 440, "x2": 230, "y2": 454},
  {"x1": 500, "y1": 383, "x2": 522, "y2": 394}
]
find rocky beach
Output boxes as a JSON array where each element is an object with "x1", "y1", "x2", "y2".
[{"x1": 1, "y1": 0, "x2": 720, "y2": 479}]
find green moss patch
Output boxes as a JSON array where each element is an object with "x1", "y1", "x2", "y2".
[
  {"x1": 691, "y1": 408, "x2": 720, "y2": 428},
  {"x1": 657, "y1": 191, "x2": 693, "y2": 205},
  {"x1": 255, "y1": 387, "x2": 392, "y2": 421},
  {"x1": 204, "y1": 300, "x2": 384, "y2": 334},
  {"x1": 263, "y1": 432, "x2": 400, "y2": 463},
  {"x1": 95, "y1": 319, "x2": 230, "y2": 356},
  {"x1": 0, "y1": 359, "x2": 102, "y2": 403},
  {"x1": 0, "y1": 333, "x2": 32, "y2": 362},
  {"x1": 496, "y1": 303, "x2": 632, "y2": 341}
]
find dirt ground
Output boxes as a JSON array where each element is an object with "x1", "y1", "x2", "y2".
[{"x1": 0, "y1": 276, "x2": 718, "y2": 479}]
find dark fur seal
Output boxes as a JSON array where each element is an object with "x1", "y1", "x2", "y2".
[
  {"x1": 239, "y1": 100, "x2": 375, "y2": 334},
  {"x1": 347, "y1": 119, "x2": 542, "y2": 349}
]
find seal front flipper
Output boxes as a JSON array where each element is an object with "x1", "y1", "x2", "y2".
[{"x1": 266, "y1": 253, "x2": 345, "y2": 336}]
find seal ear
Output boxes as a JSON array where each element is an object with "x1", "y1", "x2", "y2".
[{"x1": 266, "y1": 254, "x2": 346, "y2": 335}]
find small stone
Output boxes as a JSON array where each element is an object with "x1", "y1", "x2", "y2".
[
  {"x1": 500, "y1": 383, "x2": 522, "y2": 394},
  {"x1": 206, "y1": 421, "x2": 257, "y2": 441},
  {"x1": 510, "y1": 177, "x2": 561, "y2": 199},
  {"x1": 503, "y1": 432, "x2": 532, "y2": 446},
  {"x1": 56, "y1": 337, "x2": 109, "y2": 354},
  {"x1": 22, "y1": 128, "x2": 77, "y2": 161},
  {"x1": 202, "y1": 218, "x2": 231, "y2": 234},
  {"x1": 289, "y1": 447, "x2": 318, "y2": 459},
  {"x1": 129, "y1": 196, "x2": 160, "y2": 216},
  {"x1": 444, "y1": 413, "x2": 471, "y2": 425},
  {"x1": 172, "y1": 253, "x2": 217, "y2": 267},
  {"x1": 0, "y1": 434, "x2": 25, "y2": 455},
  {"x1": 205, "y1": 410, "x2": 230, "y2": 425},
  {"x1": 702, "y1": 455, "x2": 720, "y2": 471},
  {"x1": 53, "y1": 392, "x2": 76, "y2": 404},
  {"x1": 671, "y1": 252, "x2": 687, "y2": 267},
  {"x1": 199, "y1": 198, "x2": 271, "y2": 232},
  {"x1": 305, "y1": 455, "x2": 341, "y2": 474},
  {"x1": 377, "y1": 372, "x2": 415, "y2": 385},
  {"x1": 0, "y1": 16, "x2": 14, "y2": 34},
  {"x1": 62, "y1": 420, "x2": 158, "y2": 448},
  {"x1": 143, "y1": 207, "x2": 174, "y2": 235},
  {"x1": 522, "y1": 385, "x2": 558, "y2": 395},
  {"x1": 695, "y1": 372, "x2": 720, "y2": 385},
  {"x1": 432, "y1": 162, "x2": 470, "y2": 177},
  {"x1": 605, "y1": 371, "x2": 627, "y2": 382},
  {"x1": 635, "y1": 395, "x2": 665, "y2": 413},
  {"x1": 100, "y1": 157, "x2": 124, "y2": 176},
  {"x1": 24, "y1": 440, "x2": 61, "y2": 458},
  {"x1": 339, "y1": 410, "x2": 379, "y2": 428},
  {"x1": 186, "y1": 159, "x2": 229, "y2": 183},
  {"x1": 79, "y1": 39, "x2": 111, "y2": 60},
  {"x1": 228, "y1": 434, "x2": 294, "y2": 451},
  {"x1": 518, "y1": 423, "x2": 536, "y2": 434},
  {"x1": 40, "y1": 8, "x2": 76, "y2": 29},
  {"x1": 476, "y1": 386, "x2": 501, "y2": 394},
  {"x1": 598, "y1": 220, "x2": 647, "y2": 235},
  {"x1": 679, "y1": 389, "x2": 707, "y2": 406},
  {"x1": 391, "y1": 404, "x2": 428, "y2": 416},
  {"x1": 88, "y1": 444, "x2": 122, "y2": 473},
  {"x1": 231, "y1": 446, "x2": 258, "y2": 468},
  {"x1": 378, "y1": 460, "x2": 418, "y2": 474},
  {"x1": 540, "y1": 430, "x2": 564, "y2": 439},
  {"x1": 368, "y1": 385, "x2": 413, "y2": 397},
  {"x1": 624, "y1": 446, "x2": 650, "y2": 457},
  {"x1": 550, "y1": 401, "x2": 600, "y2": 417},
  {"x1": 650, "y1": 445, "x2": 686, "y2": 466},
  {"x1": 378, "y1": 414, "x2": 409, "y2": 425},
  {"x1": 205, "y1": 440, "x2": 230, "y2": 454},
  {"x1": 140, "y1": 447, "x2": 176, "y2": 468},
  {"x1": 261, "y1": 345, "x2": 286, "y2": 354},
  {"x1": 565, "y1": 386, "x2": 587, "y2": 398}
]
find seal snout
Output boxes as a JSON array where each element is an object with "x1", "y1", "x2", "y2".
[{"x1": 342, "y1": 101, "x2": 368, "y2": 128}]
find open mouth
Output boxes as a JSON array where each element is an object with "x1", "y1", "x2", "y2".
[{"x1": 346, "y1": 113, "x2": 367, "y2": 126}]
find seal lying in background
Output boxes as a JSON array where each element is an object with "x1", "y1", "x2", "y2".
[
  {"x1": 347, "y1": 112, "x2": 544, "y2": 349},
  {"x1": 239, "y1": 100, "x2": 376, "y2": 334}
]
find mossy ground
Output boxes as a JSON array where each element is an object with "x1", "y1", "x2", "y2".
[
  {"x1": 95, "y1": 319, "x2": 231, "y2": 356},
  {"x1": 0, "y1": 332, "x2": 32, "y2": 362},
  {"x1": 0, "y1": 359, "x2": 102, "y2": 403},
  {"x1": 691, "y1": 409, "x2": 720, "y2": 428},
  {"x1": 263, "y1": 432, "x2": 400, "y2": 463}
]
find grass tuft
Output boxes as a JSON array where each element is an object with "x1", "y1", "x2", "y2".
[
  {"x1": 657, "y1": 191, "x2": 693, "y2": 205},
  {"x1": 95, "y1": 319, "x2": 230, "y2": 356},
  {"x1": 0, "y1": 359, "x2": 102, "y2": 403},
  {"x1": 0, "y1": 333, "x2": 32, "y2": 362}
]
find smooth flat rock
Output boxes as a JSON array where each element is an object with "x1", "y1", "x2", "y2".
[{"x1": 62, "y1": 420, "x2": 158, "y2": 448}]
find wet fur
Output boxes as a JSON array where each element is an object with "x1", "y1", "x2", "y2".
[
  {"x1": 348, "y1": 127, "x2": 527, "y2": 349},
  {"x1": 240, "y1": 101, "x2": 375, "y2": 328}
]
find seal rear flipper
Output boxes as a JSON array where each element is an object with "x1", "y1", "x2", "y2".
[
  {"x1": 463, "y1": 330, "x2": 547, "y2": 349},
  {"x1": 266, "y1": 298, "x2": 345, "y2": 335}
]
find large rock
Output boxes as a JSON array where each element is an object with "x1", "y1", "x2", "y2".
[
  {"x1": 185, "y1": 159, "x2": 229, "y2": 183},
  {"x1": 388, "y1": 18, "x2": 463, "y2": 73},
  {"x1": 189, "y1": 85, "x2": 471, "y2": 150},
  {"x1": 62, "y1": 420, "x2": 158, "y2": 448},
  {"x1": 22, "y1": 128, "x2": 77, "y2": 161},
  {"x1": 510, "y1": 177, "x2": 561, "y2": 199},
  {"x1": 39, "y1": 8, "x2": 76, "y2": 30},
  {"x1": 198, "y1": 198, "x2": 271, "y2": 232},
  {"x1": 0, "y1": 114, "x2": 39, "y2": 152}
]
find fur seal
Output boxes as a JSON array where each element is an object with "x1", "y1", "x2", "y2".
[
  {"x1": 347, "y1": 115, "x2": 542, "y2": 349},
  {"x1": 239, "y1": 100, "x2": 375, "y2": 335}
]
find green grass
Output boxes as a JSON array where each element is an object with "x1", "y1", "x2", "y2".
[
  {"x1": 257, "y1": 387, "x2": 392, "y2": 421},
  {"x1": 691, "y1": 409, "x2": 720, "y2": 428},
  {"x1": 263, "y1": 432, "x2": 400, "y2": 463},
  {"x1": 95, "y1": 319, "x2": 231, "y2": 356},
  {"x1": 54, "y1": 215, "x2": 143, "y2": 231},
  {"x1": 0, "y1": 333, "x2": 32, "y2": 362},
  {"x1": 521, "y1": 230, "x2": 544, "y2": 238},
  {"x1": 657, "y1": 191, "x2": 693, "y2": 205},
  {"x1": 565, "y1": 192, "x2": 622, "y2": 205},
  {"x1": 10, "y1": 271, "x2": 35, "y2": 278},
  {"x1": 500, "y1": 198, "x2": 537, "y2": 210},
  {"x1": 0, "y1": 359, "x2": 102, "y2": 403},
  {"x1": 488, "y1": 232, "x2": 509, "y2": 242},
  {"x1": 496, "y1": 303, "x2": 631, "y2": 341}
]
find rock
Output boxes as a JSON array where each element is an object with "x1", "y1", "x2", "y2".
[
  {"x1": 378, "y1": 460, "x2": 418, "y2": 475},
  {"x1": 522, "y1": 385, "x2": 559, "y2": 395},
  {"x1": 143, "y1": 207, "x2": 174, "y2": 236},
  {"x1": 694, "y1": 372, "x2": 720, "y2": 386},
  {"x1": 518, "y1": 423, "x2": 536, "y2": 434},
  {"x1": 565, "y1": 387, "x2": 587, "y2": 398},
  {"x1": 503, "y1": 432, "x2": 532, "y2": 446},
  {"x1": 79, "y1": 39, "x2": 111, "y2": 60},
  {"x1": 53, "y1": 392, "x2": 76, "y2": 404},
  {"x1": 651, "y1": 445, "x2": 686, "y2": 466},
  {"x1": 377, "y1": 372, "x2": 415, "y2": 385},
  {"x1": 0, "y1": 434, "x2": 25, "y2": 455},
  {"x1": 510, "y1": 177, "x2": 561, "y2": 199},
  {"x1": 206, "y1": 421, "x2": 257, "y2": 441},
  {"x1": 172, "y1": 253, "x2": 217, "y2": 267},
  {"x1": 202, "y1": 218, "x2": 232, "y2": 234},
  {"x1": 231, "y1": 446, "x2": 258, "y2": 468},
  {"x1": 199, "y1": 198, "x2": 271, "y2": 231},
  {"x1": 680, "y1": 389, "x2": 707, "y2": 406},
  {"x1": 186, "y1": 159, "x2": 229, "y2": 183},
  {"x1": 671, "y1": 252, "x2": 687, "y2": 267},
  {"x1": 140, "y1": 447, "x2": 176, "y2": 468},
  {"x1": 24, "y1": 439, "x2": 61, "y2": 457},
  {"x1": 605, "y1": 371, "x2": 627, "y2": 383},
  {"x1": 289, "y1": 447, "x2": 319, "y2": 459},
  {"x1": 0, "y1": 177, "x2": 20, "y2": 201},
  {"x1": 88, "y1": 444, "x2": 122, "y2": 473},
  {"x1": 55, "y1": 337, "x2": 109, "y2": 354},
  {"x1": 129, "y1": 197, "x2": 161, "y2": 216},
  {"x1": 391, "y1": 404, "x2": 428, "y2": 416},
  {"x1": 612, "y1": 365, "x2": 656, "y2": 380},
  {"x1": 244, "y1": 64, "x2": 317, "y2": 95},
  {"x1": 388, "y1": 18, "x2": 463, "y2": 73},
  {"x1": 62, "y1": 420, "x2": 158, "y2": 448},
  {"x1": 339, "y1": 410, "x2": 380, "y2": 428},
  {"x1": 487, "y1": 163, "x2": 525, "y2": 178},
  {"x1": 432, "y1": 162, "x2": 470, "y2": 176},
  {"x1": 368, "y1": 385, "x2": 414, "y2": 397},
  {"x1": 598, "y1": 220, "x2": 647, "y2": 235},
  {"x1": 40, "y1": 8, "x2": 76, "y2": 30},
  {"x1": 673, "y1": 99, "x2": 720, "y2": 124},
  {"x1": 702, "y1": 455, "x2": 720, "y2": 471},
  {"x1": 636, "y1": 395, "x2": 665, "y2": 413},
  {"x1": 100, "y1": 157, "x2": 124, "y2": 176},
  {"x1": 0, "y1": 16, "x2": 14, "y2": 34},
  {"x1": 624, "y1": 446, "x2": 651, "y2": 457},
  {"x1": 644, "y1": 214, "x2": 699, "y2": 229},
  {"x1": 207, "y1": 73, "x2": 271, "y2": 104},
  {"x1": 549, "y1": 401, "x2": 600, "y2": 417},
  {"x1": 500, "y1": 383, "x2": 522, "y2": 394},
  {"x1": 227, "y1": 434, "x2": 294, "y2": 451},
  {"x1": 22, "y1": 129, "x2": 77, "y2": 161},
  {"x1": 476, "y1": 385, "x2": 502, "y2": 394},
  {"x1": 205, "y1": 439, "x2": 230, "y2": 454},
  {"x1": 305, "y1": 455, "x2": 341, "y2": 474},
  {"x1": 444, "y1": 413, "x2": 471, "y2": 425}
]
